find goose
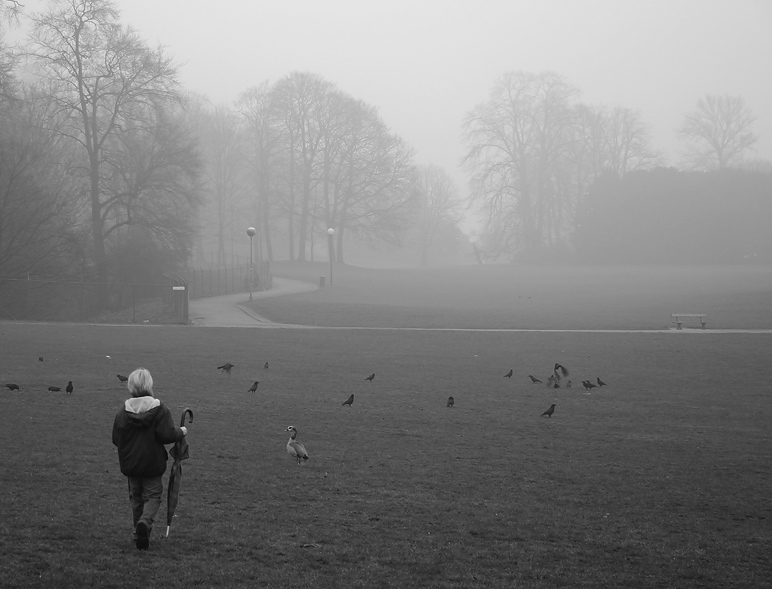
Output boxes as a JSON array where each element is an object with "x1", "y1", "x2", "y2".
[{"x1": 286, "y1": 426, "x2": 309, "y2": 465}]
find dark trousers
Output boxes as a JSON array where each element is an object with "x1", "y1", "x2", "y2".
[{"x1": 127, "y1": 475, "x2": 163, "y2": 535}]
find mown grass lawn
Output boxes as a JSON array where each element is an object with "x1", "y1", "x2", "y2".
[
  {"x1": 1, "y1": 264, "x2": 771, "y2": 588},
  {"x1": 250, "y1": 262, "x2": 772, "y2": 330}
]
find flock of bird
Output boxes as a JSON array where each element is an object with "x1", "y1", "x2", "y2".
[
  {"x1": 3, "y1": 356, "x2": 608, "y2": 468},
  {"x1": 207, "y1": 360, "x2": 610, "y2": 466},
  {"x1": 2, "y1": 356, "x2": 74, "y2": 394}
]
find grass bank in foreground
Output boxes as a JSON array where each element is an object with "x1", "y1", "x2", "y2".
[{"x1": 0, "y1": 321, "x2": 770, "y2": 588}]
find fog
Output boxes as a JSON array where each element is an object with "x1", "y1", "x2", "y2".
[
  {"x1": 115, "y1": 0, "x2": 772, "y2": 262},
  {"x1": 6, "y1": 0, "x2": 772, "y2": 270},
  {"x1": 114, "y1": 0, "x2": 772, "y2": 187}
]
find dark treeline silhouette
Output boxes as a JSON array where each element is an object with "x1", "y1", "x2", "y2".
[{"x1": 574, "y1": 168, "x2": 772, "y2": 264}]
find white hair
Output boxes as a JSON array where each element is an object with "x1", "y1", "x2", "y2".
[{"x1": 128, "y1": 368, "x2": 154, "y2": 397}]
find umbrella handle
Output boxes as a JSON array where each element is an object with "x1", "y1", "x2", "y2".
[{"x1": 180, "y1": 407, "x2": 193, "y2": 427}]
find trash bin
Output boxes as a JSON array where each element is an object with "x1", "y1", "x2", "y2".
[{"x1": 319, "y1": 276, "x2": 326, "y2": 287}]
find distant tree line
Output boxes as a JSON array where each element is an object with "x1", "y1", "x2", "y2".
[
  {"x1": 190, "y1": 75, "x2": 467, "y2": 268},
  {"x1": 0, "y1": 0, "x2": 463, "y2": 316},
  {"x1": 574, "y1": 168, "x2": 772, "y2": 264},
  {"x1": 194, "y1": 72, "x2": 423, "y2": 267},
  {"x1": 1, "y1": 0, "x2": 200, "y2": 313},
  {"x1": 463, "y1": 71, "x2": 767, "y2": 262},
  {"x1": 1, "y1": 1, "x2": 768, "y2": 319}
]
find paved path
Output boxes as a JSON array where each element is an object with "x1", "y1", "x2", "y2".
[
  {"x1": 189, "y1": 279, "x2": 772, "y2": 333},
  {"x1": 189, "y1": 278, "x2": 317, "y2": 327}
]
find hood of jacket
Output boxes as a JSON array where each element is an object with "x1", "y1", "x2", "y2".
[{"x1": 123, "y1": 396, "x2": 162, "y2": 429}]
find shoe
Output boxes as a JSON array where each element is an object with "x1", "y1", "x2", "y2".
[{"x1": 135, "y1": 521, "x2": 150, "y2": 550}]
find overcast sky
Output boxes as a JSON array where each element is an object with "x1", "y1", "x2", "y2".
[{"x1": 17, "y1": 0, "x2": 772, "y2": 201}]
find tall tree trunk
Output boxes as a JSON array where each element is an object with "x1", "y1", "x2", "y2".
[
  {"x1": 90, "y1": 154, "x2": 107, "y2": 304},
  {"x1": 296, "y1": 172, "x2": 311, "y2": 262}
]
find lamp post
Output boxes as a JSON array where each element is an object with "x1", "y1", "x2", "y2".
[
  {"x1": 247, "y1": 226, "x2": 256, "y2": 300},
  {"x1": 327, "y1": 227, "x2": 335, "y2": 286}
]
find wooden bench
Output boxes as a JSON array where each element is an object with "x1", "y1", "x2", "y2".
[{"x1": 671, "y1": 313, "x2": 707, "y2": 330}]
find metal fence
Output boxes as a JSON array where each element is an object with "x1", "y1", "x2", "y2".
[
  {"x1": 0, "y1": 275, "x2": 190, "y2": 324},
  {"x1": 179, "y1": 261, "x2": 271, "y2": 301},
  {"x1": 0, "y1": 262, "x2": 270, "y2": 324}
]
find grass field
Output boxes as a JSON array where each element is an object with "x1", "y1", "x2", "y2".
[
  {"x1": 1, "y1": 264, "x2": 771, "y2": 588},
  {"x1": 254, "y1": 262, "x2": 772, "y2": 330}
]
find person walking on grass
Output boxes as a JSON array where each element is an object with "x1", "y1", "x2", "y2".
[{"x1": 112, "y1": 368, "x2": 187, "y2": 550}]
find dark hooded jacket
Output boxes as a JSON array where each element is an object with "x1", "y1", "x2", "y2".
[{"x1": 112, "y1": 393, "x2": 184, "y2": 478}]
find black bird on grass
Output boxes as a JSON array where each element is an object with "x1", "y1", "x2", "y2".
[
  {"x1": 528, "y1": 375, "x2": 542, "y2": 384},
  {"x1": 342, "y1": 394, "x2": 354, "y2": 407},
  {"x1": 117, "y1": 374, "x2": 128, "y2": 383},
  {"x1": 365, "y1": 373, "x2": 375, "y2": 382},
  {"x1": 48, "y1": 386, "x2": 61, "y2": 392},
  {"x1": 5, "y1": 383, "x2": 20, "y2": 391},
  {"x1": 39, "y1": 357, "x2": 44, "y2": 362},
  {"x1": 65, "y1": 381, "x2": 73, "y2": 394},
  {"x1": 504, "y1": 369, "x2": 513, "y2": 378},
  {"x1": 247, "y1": 381, "x2": 259, "y2": 393},
  {"x1": 218, "y1": 363, "x2": 235, "y2": 374},
  {"x1": 447, "y1": 396, "x2": 455, "y2": 407},
  {"x1": 582, "y1": 380, "x2": 597, "y2": 390},
  {"x1": 541, "y1": 403, "x2": 556, "y2": 417},
  {"x1": 264, "y1": 362, "x2": 269, "y2": 370},
  {"x1": 597, "y1": 377, "x2": 607, "y2": 387}
]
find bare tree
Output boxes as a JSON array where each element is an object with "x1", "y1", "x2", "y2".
[
  {"x1": 238, "y1": 82, "x2": 283, "y2": 263},
  {"x1": 603, "y1": 106, "x2": 661, "y2": 175},
  {"x1": 332, "y1": 101, "x2": 415, "y2": 262},
  {"x1": 0, "y1": 20, "x2": 16, "y2": 102},
  {"x1": 101, "y1": 104, "x2": 201, "y2": 282},
  {"x1": 0, "y1": 89, "x2": 83, "y2": 282},
  {"x1": 187, "y1": 100, "x2": 248, "y2": 266},
  {"x1": 272, "y1": 72, "x2": 334, "y2": 261},
  {"x1": 463, "y1": 71, "x2": 579, "y2": 260},
  {"x1": 412, "y1": 165, "x2": 462, "y2": 267},
  {"x1": 678, "y1": 95, "x2": 758, "y2": 170},
  {"x1": 1, "y1": 1, "x2": 22, "y2": 22},
  {"x1": 25, "y1": 0, "x2": 180, "y2": 303},
  {"x1": 570, "y1": 104, "x2": 661, "y2": 206}
]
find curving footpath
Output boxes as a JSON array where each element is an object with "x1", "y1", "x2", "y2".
[{"x1": 188, "y1": 277, "x2": 317, "y2": 327}]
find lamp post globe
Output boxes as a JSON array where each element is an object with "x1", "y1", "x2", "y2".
[{"x1": 247, "y1": 227, "x2": 256, "y2": 300}]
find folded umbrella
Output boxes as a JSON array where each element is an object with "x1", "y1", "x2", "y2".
[{"x1": 166, "y1": 407, "x2": 193, "y2": 538}]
